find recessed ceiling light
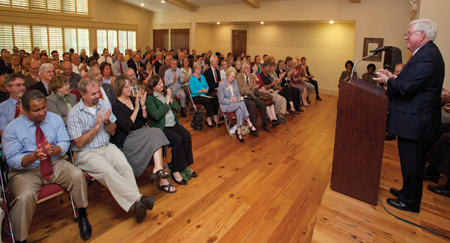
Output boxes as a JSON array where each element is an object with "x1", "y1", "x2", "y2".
[
  {"x1": 329, "y1": 20, "x2": 334, "y2": 24},
  {"x1": 161, "y1": 0, "x2": 165, "y2": 3},
  {"x1": 217, "y1": 22, "x2": 220, "y2": 25},
  {"x1": 141, "y1": 3, "x2": 144, "y2": 6},
  {"x1": 261, "y1": 21, "x2": 264, "y2": 24}
]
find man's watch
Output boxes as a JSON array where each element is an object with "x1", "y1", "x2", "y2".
[{"x1": 104, "y1": 120, "x2": 110, "y2": 126}]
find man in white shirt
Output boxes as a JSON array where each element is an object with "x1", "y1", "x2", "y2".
[
  {"x1": 112, "y1": 53, "x2": 128, "y2": 76},
  {"x1": 98, "y1": 49, "x2": 113, "y2": 65},
  {"x1": 72, "y1": 53, "x2": 88, "y2": 76}
]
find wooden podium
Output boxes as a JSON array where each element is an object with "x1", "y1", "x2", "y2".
[{"x1": 330, "y1": 77, "x2": 389, "y2": 205}]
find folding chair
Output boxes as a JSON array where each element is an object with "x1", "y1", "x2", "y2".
[
  {"x1": 185, "y1": 85, "x2": 205, "y2": 122},
  {"x1": 1, "y1": 153, "x2": 14, "y2": 243},
  {"x1": 215, "y1": 90, "x2": 237, "y2": 139},
  {"x1": 68, "y1": 147, "x2": 95, "y2": 183}
]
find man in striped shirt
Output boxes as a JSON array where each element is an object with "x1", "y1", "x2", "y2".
[{"x1": 67, "y1": 77, "x2": 155, "y2": 223}]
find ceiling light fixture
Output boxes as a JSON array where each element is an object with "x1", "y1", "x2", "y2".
[
  {"x1": 217, "y1": 22, "x2": 220, "y2": 25},
  {"x1": 161, "y1": 0, "x2": 165, "y2": 3},
  {"x1": 329, "y1": 20, "x2": 334, "y2": 24},
  {"x1": 261, "y1": 21, "x2": 264, "y2": 24},
  {"x1": 141, "y1": 3, "x2": 144, "y2": 6}
]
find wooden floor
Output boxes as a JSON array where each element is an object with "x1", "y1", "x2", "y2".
[
  {"x1": 311, "y1": 133, "x2": 450, "y2": 242},
  {"x1": 3, "y1": 93, "x2": 449, "y2": 243}
]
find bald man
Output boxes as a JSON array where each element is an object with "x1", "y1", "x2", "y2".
[{"x1": 72, "y1": 53, "x2": 88, "y2": 76}]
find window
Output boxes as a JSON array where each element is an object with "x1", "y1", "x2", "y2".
[
  {"x1": 0, "y1": 24, "x2": 14, "y2": 51},
  {"x1": 98, "y1": 29, "x2": 136, "y2": 55},
  {"x1": 13, "y1": 25, "x2": 32, "y2": 53},
  {"x1": 64, "y1": 28, "x2": 89, "y2": 54},
  {"x1": 0, "y1": 0, "x2": 88, "y2": 15},
  {"x1": 48, "y1": 27, "x2": 63, "y2": 58},
  {"x1": 32, "y1": 26, "x2": 49, "y2": 51}
]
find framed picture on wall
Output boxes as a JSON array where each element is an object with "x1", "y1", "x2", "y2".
[{"x1": 363, "y1": 38, "x2": 384, "y2": 61}]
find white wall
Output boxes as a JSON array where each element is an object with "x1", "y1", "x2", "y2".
[
  {"x1": 419, "y1": 0, "x2": 450, "y2": 90},
  {"x1": 152, "y1": 0, "x2": 412, "y2": 94}
]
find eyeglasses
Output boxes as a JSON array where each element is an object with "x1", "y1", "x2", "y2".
[{"x1": 404, "y1": 31, "x2": 422, "y2": 38}]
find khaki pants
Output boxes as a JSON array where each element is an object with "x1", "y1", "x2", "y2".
[
  {"x1": 268, "y1": 90, "x2": 287, "y2": 115},
  {"x1": 75, "y1": 143, "x2": 141, "y2": 212},
  {"x1": 8, "y1": 157, "x2": 88, "y2": 241}
]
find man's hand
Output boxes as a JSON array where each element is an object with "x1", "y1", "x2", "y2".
[
  {"x1": 96, "y1": 108, "x2": 103, "y2": 128},
  {"x1": 173, "y1": 74, "x2": 178, "y2": 81},
  {"x1": 44, "y1": 139, "x2": 54, "y2": 156},
  {"x1": 444, "y1": 103, "x2": 450, "y2": 113},
  {"x1": 373, "y1": 69, "x2": 390, "y2": 84},
  {"x1": 442, "y1": 88, "x2": 450, "y2": 101},
  {"x1": 35, "y1": 144, "x2": 47, "y2": 160},
  {"x1": 103, "y1": 108, "x2": 112, "y2": 124}
]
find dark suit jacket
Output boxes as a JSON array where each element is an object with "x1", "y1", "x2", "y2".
[
  {"x1": 30, "y1": 81, "x2": 50, "y2": 96},
  {"x1": 386, "y1": 41, "x2": 445, "y2": 140},
  {"x1": 276, "y1": 69, "x2": 290, "y2": 87},
  {"x1": 102, "y1": 83, "x2": 117, "y2": 105},
  {"x1": 154, "y1": 60, "x2": 162, "y2": 74},
  {"x1": 204, "y1": 67, "x2": 221, "y2": 94},
  {"x1": 127, "y1": 58, "x2": 140, "y2": 77}
]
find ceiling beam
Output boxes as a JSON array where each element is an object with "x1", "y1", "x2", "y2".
[
  {"x1": 349, "y1": 0, "x2": 361, "y2": 3},
  {"x1": 166, "y1": 0, "x2": 198, "y2": 12},
  {"x1": 241, "y1": 0, "x2": 260, "y2": 9}
]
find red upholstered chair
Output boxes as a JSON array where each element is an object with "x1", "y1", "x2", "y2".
[
  {"x1": 70, "y1": 89, "x2": 82, "y2": 102},
  {"x1": 215, "y1": 90, "x2": 236, "y2": 138}
]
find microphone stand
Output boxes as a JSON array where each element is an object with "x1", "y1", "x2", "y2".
[{"x1": 349, "y1": 53, "x2": 377, "y2": 83}]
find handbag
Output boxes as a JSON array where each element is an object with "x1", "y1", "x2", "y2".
[
  {"x1": 255, "y1": 90, "x2": 274, "y2": 106},
  {"x1": 191, "y1": 111, "x2": 204, "y2": 131}
]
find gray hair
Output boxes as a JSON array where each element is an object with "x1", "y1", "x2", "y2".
[
  {"x1": 78, "y1": 77, "x2": 98, "y2": 94},
  {"x1": 210, "y1": 55, "x2": 218, "y2": 61},
  {"x1": 88, "y1": 67, "x2": 99, "y2": 78},
  {"x1": 410, "y1": 19, "x2": 437, "y2": 41},
  {"x1": 39, "y1": 63, "x2": 53, "y2": 75},
  {"x1": 242, "y1": 61, "x2": 251, "y2": 68}
]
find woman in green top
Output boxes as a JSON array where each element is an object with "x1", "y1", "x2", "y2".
[{"x1": 145, "y1": 75, "x2": 196, "y2": 185}]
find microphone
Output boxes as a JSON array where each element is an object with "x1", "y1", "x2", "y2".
[{"x1": 369, "y1": 46, "x2": 390, "y2": 54}]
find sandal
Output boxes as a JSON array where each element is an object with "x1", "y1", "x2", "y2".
[
  {"x1": 235, "y1": 130, "x2": 245, "y2": 142},
  {"x1": 157, "y1": 182, "x2": 177, "y2": 193},
  {"x1": 151, "y1": 169, "x2": 170, "y2": 180}
]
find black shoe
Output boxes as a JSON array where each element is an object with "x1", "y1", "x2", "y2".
[
  {"x1": 389, "y1": 188, "x2": 401, "y2": 198},
  {"x1": 316, "y1": 96, "x2": 322, "y2": 101},
  {"x1": 191, "y1": 171, "x2": 198, "y2": 178},
  {"x1": 385, "y1": 133, "x2": 396, "y2": 141},
  {"x1": 291, "y1": 110, "x2": 301, "y2": 115},
  {"x1": 151, "y1": 169, "x2": 170, "y2": 180},
  {"x1": 78, "y1": 217, "x2": 92, "y2": 241},
  {"x1": 428, "y1": 185, "x2": 450, "y2": 198},
  {"x1": 205, "y1": 120, "x2": 214, "y2": 127},
  {"x1": 423, "y1": 173, "x2": 440, "y2": 183},
  {"x1": 180, "y1": 109, "x2": 187, "y2": 118},
  {"x1": 235, "y1": 130, "x2": 245, "y2": 142},
  {"x1": 249, "y1": 126, "x2": 259, "y2": 137},
  {"x1": 140, "y1": 195, "x2": 156, "y2": 210},
  {"x1": 261, "y1": 123, "x2": 272, "y2": 132},
  {"x1": 271, "y1": 120, "x2": 278, "y2": 128},
  {"x1": 133, "y1": 201, "x2": 147, "y2": 223},
  {"x1": 171, "y1": 173, "x2": 187, "y2": 185},
  {"x1": 295, "y1": 107, "x2": 304, "y2": 112},
  {"x1": 386, "y1": 198, "x2": 420, "y2": 213}
]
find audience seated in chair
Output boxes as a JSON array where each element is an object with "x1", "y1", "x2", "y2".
[
  {"x1": 67, "y1": 77, "x2": 155, "y2": 223},
  {"x1": 2, "y1": 90, "x2": 91, "y2": 242},
  {"x1": 89, "y1": 67, "x2": 116, "y2": 106},
  {"x1": 219, "y1": 67, "x2": 259, "y2": 143},
  {"x1": 423, "y1": 132, "x2": 450, "y2": 197},
  {"x1": 188, "y1": 62, "x2": 219, "y2": 127},
  {"x1": 362, "y1": 63, "x2": 378, "y2": 86},
  {"x1": 300, "y1": 57, "x2": 322, "y2": 100},
  {"x1": 111, "y1": 75, "x2": 174, "y2": 193},
  {"x1": 24, "y1": 60, "x2": 39, "y2": 88},
  {"x1": 339, "y1": 60, "x2": 358, "y2": 83},
  {"x1": 46, "y1": 75, "x2": 78, "y2": 126},
  {"x1": 145, "y1": 75, "x2": 197, "y2": 186},
  {"x1": 164, "y1": 59, "x2": 187, "y2": 118},
  {"x1": 0, "y1": 73, "x2": 26, "y2": 136},
  {"x1": 112, "y1": 53, "x2": 127, "y2": 77},
  {"x1": 62, "y1": 61, "x2": 82, "y2": 90},
  {"x1": 0, "y1": 66, "x2": 12, "y2": 103},
  {"x1": 30, "y1": 63, "x2": 53, "y2": 96},
  {"x1": 100, "y1": 61, "x2": 115, "y2": 85}
]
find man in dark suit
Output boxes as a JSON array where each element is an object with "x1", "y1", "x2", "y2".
[
  {"x1": 177, "y1": 52, "x2": 184, "y2": 68},
  {"x1": 375, "y1": 19, "x2": 445, "y2": 213},
  {"x1": 154, "y1": 51, "x2": 163, "y2": 75},
  {"x1": 204, "y1": 55, "x2": 221, "y2": 95},
  {"x1": 30, "y1": 63, "x2": 54, "y2": 96},
  {"x1": 88, "y1": 67, "x2": 116, "y2": 105},
  {"x1": 127, "y1": 53, "x2": 143, "y2": 81},
  {"x1": 300, "y1": 57, "x2": 322, "y2": 101}
]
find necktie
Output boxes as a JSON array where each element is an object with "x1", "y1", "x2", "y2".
[
  {"x1": 15, "y1": 100, "x2": 21, "y2": 118},
  {"x1": 35, "y1": 122, "x2": 53, "y2": 180},
  {"x1": 213, "y1": 69, "x2": 218, "y2": 83},
  {"x1": 173, "y1": 71, "x2": 177, "y2": 91},
  {"x1": 133, "y1": 86, "x2": 137, "y2": 96},
  {"x1": 246, "y1": 76, "x2": 249, "y2": 86},
  {"x1": 63, "y1": 95, "x2": 72, "y2": 111},
  {"x1": 120, "y1": 62, "x2": 124, "y2": 75},
  {"x1": 99, "y1": 89, "x2": 104, "y2": 99}
]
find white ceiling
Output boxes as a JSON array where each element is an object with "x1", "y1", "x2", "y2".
[{"x1": 118, "y1": 0, "x2": 294, "y2": 12}]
